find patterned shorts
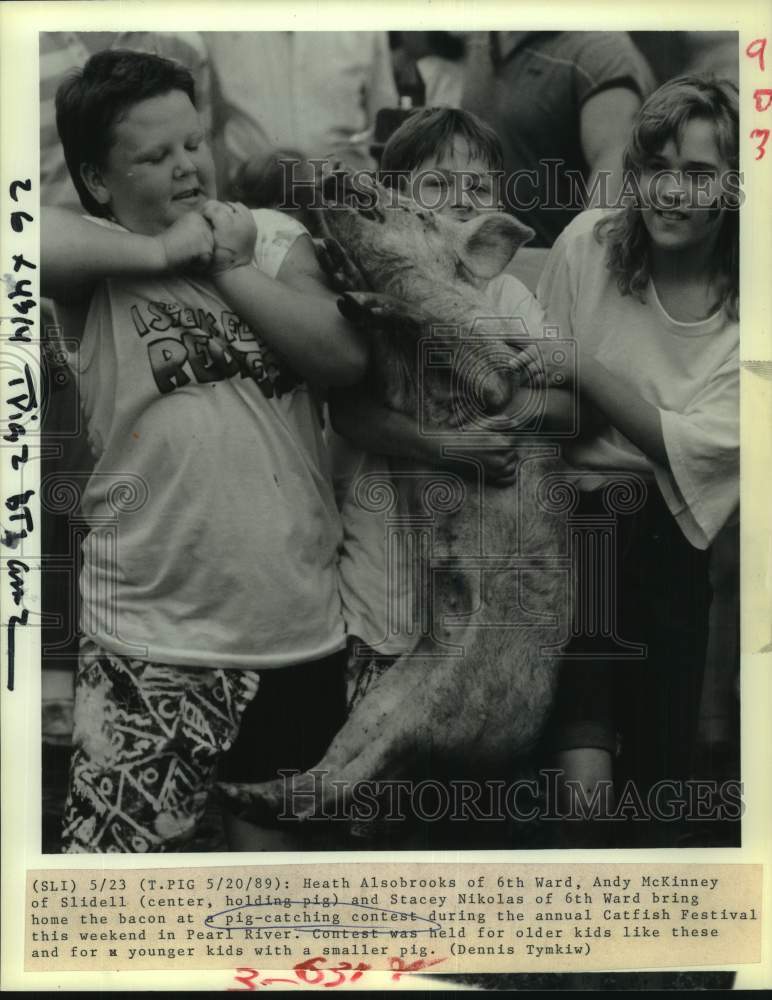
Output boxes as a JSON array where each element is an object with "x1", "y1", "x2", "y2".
[{"x1": 61, "y1": 639, "x2": 260, "y2": 854}]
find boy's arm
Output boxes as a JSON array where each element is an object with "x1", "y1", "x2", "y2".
[
  {"x1": 212, "y1": 234, "x2": 369, "y2": 389},
  {"x1": 42, "y1": 207, "x2": 214, "y2": 304},
  {"x1": 330, "y1": 383, "x2": 524, "y2": 487},
  {"x1": 330, "y1": 384, "x2": 437, "y2": 463},
  {"x1": 204, "y1": 200, "x2": 367, "y2": 388}
]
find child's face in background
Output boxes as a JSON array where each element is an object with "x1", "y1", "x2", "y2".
[
  {"x1": 88, "y1": 89, "x2": 216, "y2": 236},
  {"x1": 410, "y1": 135, "x2": 502, "y2": 222},
  {"x1": 639, "y1": 117, "x2": 730, "y2": 254}
]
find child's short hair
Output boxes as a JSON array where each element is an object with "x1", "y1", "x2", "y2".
[
  {"x1": 56, "y1": 48, "x2": 197, "y2": 217},
  {"x1": 379, "y1": 106, "x2": 504, "y2": 184}
]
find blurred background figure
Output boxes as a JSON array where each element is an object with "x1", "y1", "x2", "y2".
[
  {"x1": 205, "y1": 31, "x2": 398, "y2": 192},
  {"x1": 683, "y1": 31, "x2": 739, "y2": 81},
  {"x1": 40, "y1": 32, "x2": 99, "y2": 209},
  {"x1": 460, "y1": 31, "x2": 655, "y2": 247},
  {"x1": 232, "y1": 149, "x2": 322, "y2": 235},
  {"x1": 630, "y1": 31, "x2": 739, "y2": 85},
  {"x1": 389, "y1": 30, "x2": 467, "y2": 108}
]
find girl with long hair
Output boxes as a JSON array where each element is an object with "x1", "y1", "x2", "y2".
[{"x1": 529, "y1": 76, "x2": 740, "y2": 846}]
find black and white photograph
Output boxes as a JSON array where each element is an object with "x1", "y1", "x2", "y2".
[
  {"x1": 2, "y1": 1, "x2": 770, "y2": 991},
  {"x1": 0, "y1": 0, "x2": 772, "y2": 992}
]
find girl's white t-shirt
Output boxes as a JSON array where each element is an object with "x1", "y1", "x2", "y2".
[{"x1": 537, "y1": 208, "x2": 739, "y2": 550}]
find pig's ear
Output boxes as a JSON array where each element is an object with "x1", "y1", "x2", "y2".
[{"x1": 457, "y1": 214, "x2": 535, "y2": 280}]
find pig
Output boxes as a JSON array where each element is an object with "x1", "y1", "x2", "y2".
[{"x1": 220, "y1": 184, "x2": 571, "y2": 825}]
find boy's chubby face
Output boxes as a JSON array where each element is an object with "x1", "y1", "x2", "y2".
[
  {"x1": 85, "y1": 89, "x2": 216, "y2": 236},
  {"x1": 409, "y1": 135, "x2": 502, "y2": 222}
]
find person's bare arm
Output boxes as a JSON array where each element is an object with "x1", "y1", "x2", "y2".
[
  {"x1": 330, "y1": 384, "x2": 438, "y2": 462},
  {"x1": 205, "y1": 203, "x2": 368, "y2": 388},
  {"x1": 519, "y1": 345, "x2": 669, "y2": 468},
  {"x1": 580, "y1": 87, "x2": 642, "y2": 206},
  {"x1": 41, "y1": 207, "x2": 214, "y2": 304},
  {"x1": 505, "y1": 384, "x2": 578, "y2": 435},
  {"x1": 329, "y1": 379, "x2": 578, "y2": 487}
]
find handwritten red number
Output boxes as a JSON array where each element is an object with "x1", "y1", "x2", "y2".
[
  {"x1": 755, "y1": 88, "x2": 772, "y2": 113},
  {"x1": 287, "y1": 958, "x2": 372, "y2": 988},
  {"x1": 229, "y1": 956, "x2": 448, "y2": 989},
  {"x1": 751, "y1": 128, "x2": 770, "y2": 160},
  {"x1": 294, "y1": 956, "x2": 326, "y2": 985},
  {"x1": 321, "y1": 961, "x2": 370, "y2": 987},
  {"x1": 321, "y1": 963, "x2": 349, "y2": 988},
  {"x1": 348, "y1": 962, "x2": 370, "y2": 983},
  {"x1": 746, "y1": 38, "x2": 767, "y2": 70},
  {"x1": 229, "y1": 967, "x2": 260, "y2": 991},
  {"x1": 389, "y1": 956, "x2": 447, "y2": 981}
]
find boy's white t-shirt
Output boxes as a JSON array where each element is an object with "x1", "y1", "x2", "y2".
[
  {"x1": 537, "y1": 208, "x2": 739, "y2": 550},
  {"x1": 68, "y1": 209, "x2": 346, "y2": 669},
  {"x1": 331, "y1": 273, "x2": 544, "y2": 654}
]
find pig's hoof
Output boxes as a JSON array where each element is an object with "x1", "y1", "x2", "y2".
[
  {"x1": 337, "y1": 291, "x2": 377, "y2": 322},
  {"x1": 337, "y1": 291, "x2": 425, "y2": 334}
]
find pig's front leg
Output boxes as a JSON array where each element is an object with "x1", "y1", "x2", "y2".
[
  {"x1": 337, "y1": 290, "x2": 432, "y2": 338},
  {"x1": 314, "y1": 238, "x2": 369, "y2": 294}
]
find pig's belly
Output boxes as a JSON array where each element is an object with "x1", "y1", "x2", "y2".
[
  {"x1": 394, "y1": 467, "x2": 567, "y2": 638},
  {"x1": 347, "y1": 469, "x2": 564, "y2": 767}
]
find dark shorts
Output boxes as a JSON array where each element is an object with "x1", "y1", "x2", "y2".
[
  {"x1": 544, "y1": 484, "x2": 712, "y2": 790},
  {"x1": 217, "y1": 649, "x2": 348, "y2": 783}
]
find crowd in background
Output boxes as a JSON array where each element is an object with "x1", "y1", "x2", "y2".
[{"x1": 41, "y1": 30, "x2": 739, "y2": 225}]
